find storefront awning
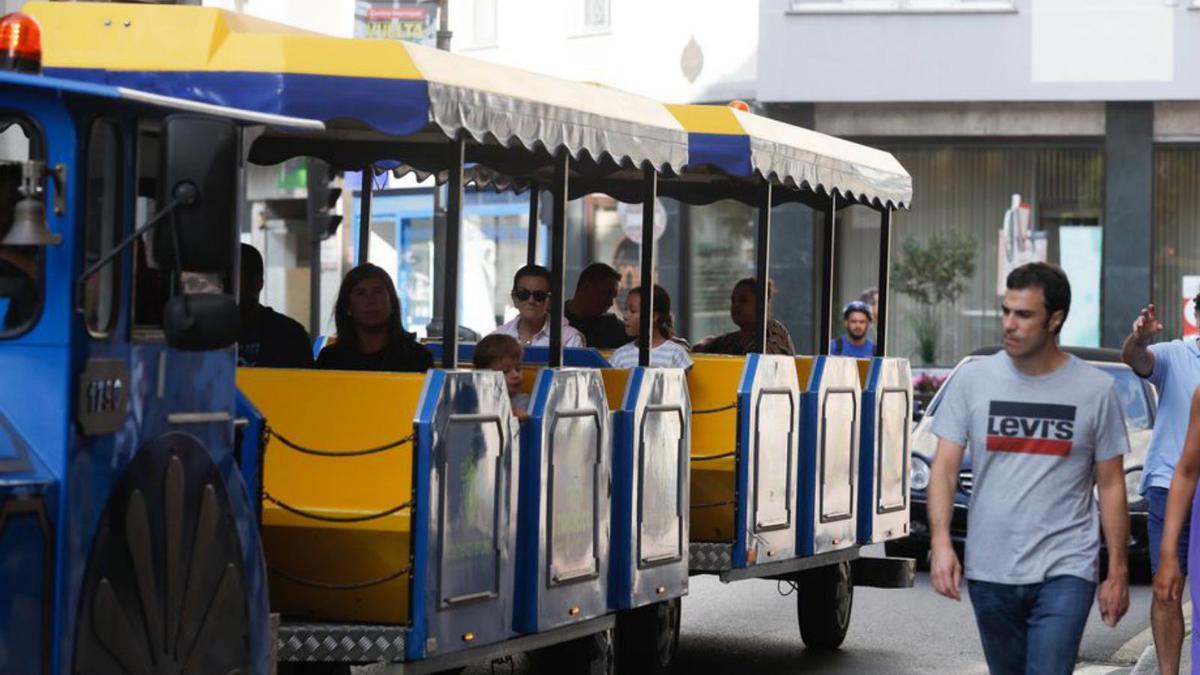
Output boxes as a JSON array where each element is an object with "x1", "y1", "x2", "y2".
[{"x1": 668, "y1": 104, "x2": 912, "y2": 210}]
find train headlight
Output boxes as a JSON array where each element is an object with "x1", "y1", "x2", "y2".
[{"x1": 911, "y1": 456, "x2": 931, "y2": 492}]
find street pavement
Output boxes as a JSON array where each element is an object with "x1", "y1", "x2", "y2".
[{"x1": 456, "y1": 547, "x2": 1155, "y2": 674}]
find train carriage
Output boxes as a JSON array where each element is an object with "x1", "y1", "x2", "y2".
[{"x1": 0, "y1": 2, "x2": 917, "y2": 673}]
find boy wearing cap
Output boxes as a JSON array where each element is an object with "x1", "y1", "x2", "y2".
[{"x1": 830, "y1": 300, "x2": 875, "y2": 357}]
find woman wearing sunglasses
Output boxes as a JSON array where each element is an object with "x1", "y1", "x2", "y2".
[{"x1": 491, "y1": 264, "x2": 585, "y2": 348}]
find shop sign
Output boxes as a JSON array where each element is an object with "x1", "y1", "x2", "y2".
[{"x1": 361, "y1": 3, "x2": 436, "y2": 46}]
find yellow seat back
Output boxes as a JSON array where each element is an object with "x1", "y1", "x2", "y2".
[
  {"x1": 237, "y1": 367, "x2": 425, "y2": 623},
  {"x1": 687, "y1": 354, "x2": 746, "y2": 542}
]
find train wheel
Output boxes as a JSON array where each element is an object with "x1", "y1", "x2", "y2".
[
  {"x1": 614, "y1": 597, "x2": 681, "y2": 674},
  {"x1": 796, "y1": 561, "x2": 853, "y2": 651},
  {"x1": 534, "y1": 627, "x2": 614, "y2": 675},
  {"x1": 72, "y1": 433, "x2": 254, "y2": 674}
]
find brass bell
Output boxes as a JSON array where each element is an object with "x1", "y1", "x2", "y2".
[
  {"x1": 1, "y1": 160, "x2": 59, "y2": 246},
  {"x1": 2, "y1": 194, "x2": 60, "y2": 246}
]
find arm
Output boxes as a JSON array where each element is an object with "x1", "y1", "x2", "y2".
[
  {"x1": 1121, "y1": 304, "x2": 1162, "y2": 378},
  {"x1": 929, "y1": 437, "x2": 967, "y2": 601},
  {"x1": 1154, "y1": 390, "x2": 1200, "y2": 605},
  {"x1": 1094, "y1": 455, "x2": 1130, "y2": 627}
]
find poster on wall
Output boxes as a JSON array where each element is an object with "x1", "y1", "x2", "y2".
[
  {"x1": 1183, "y1": 276, "x2": 1200, "y2": 338},
  {"x1": 996, "y1": 194, "x2": 1047, "y2": 295},
  {"x1": 1058, "y1": 226, "x2": 1102, "y2": 348},
  {"x1": 355, "y1": 2, "x2": 437, "y2": 46}
]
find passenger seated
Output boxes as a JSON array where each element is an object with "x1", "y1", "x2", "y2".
[
  {"x1": 693, "y1": 277, "x2": 795, "y2": 356},
  {"x1": 491, "y1": 264, "x2": 585, "y2": 348},
  {"x1": 564, "y1": 262, "x2": 626, "y2": 349},
  {"x1": 238, "y1": 244, "x2": 313, "y2": 368},
  {"x1": 609, "y1": 285, "x2": 692, "y2": 370},
  {"x1": 316, "y1": 263, "x2": 434, "y2": 373},
  {"x1": 473, "y1": 333, "x2": 530, "y2": 421}
]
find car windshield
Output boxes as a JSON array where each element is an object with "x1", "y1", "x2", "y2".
[
  {"x1": 926, "y1": 356, "x2": 1153, "y2": 430},
  {"x1": 1099, "y1": 364, "x2": 1152, "y2": 430}
]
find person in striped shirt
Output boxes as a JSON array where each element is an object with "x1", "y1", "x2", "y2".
[{"x1": 609, "y1": 285, "x2": 692, "y2": 370}]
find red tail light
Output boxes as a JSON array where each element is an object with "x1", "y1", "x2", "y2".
[{"x1": 0, "y1": 12, "x2": 42, "y2": 74}]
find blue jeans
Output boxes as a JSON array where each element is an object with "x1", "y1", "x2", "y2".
[
  {"x1": 967, "y1": 576, "x2": 1096, "y2": 675},
  {"x1": 1147, "y1": 486, "x2": 1190, "y2": 575}
]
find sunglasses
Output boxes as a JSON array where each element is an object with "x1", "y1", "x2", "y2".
[{"x1": 513, "y1": 289, "x2": 550, "y2": 302}]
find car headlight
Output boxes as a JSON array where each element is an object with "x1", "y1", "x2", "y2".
[{"x1": 911, "y1": 456, "x2": 931, "y2": 492}]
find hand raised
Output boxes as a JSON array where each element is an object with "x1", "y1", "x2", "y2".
[{"x1": 1131, "y1": 304, "x2": 1163, "y2": 344}]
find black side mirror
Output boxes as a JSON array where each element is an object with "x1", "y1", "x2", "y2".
[
  {"x1": 154, "y1": 115, "x2": 238, "y2": 272},
  {"x1": 164, "y1": 293, "x2": 239, "y2": 351}
]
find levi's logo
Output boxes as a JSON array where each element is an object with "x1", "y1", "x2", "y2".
[{"x1": 986, "y1": 401, "x2": 1076, "y2": 456}]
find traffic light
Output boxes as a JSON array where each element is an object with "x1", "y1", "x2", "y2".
[{"x1": 306, "y1": 158, "x2": 342, "y2": 240}]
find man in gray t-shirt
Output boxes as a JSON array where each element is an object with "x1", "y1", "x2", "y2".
[{"x1": 929, "y1": 263, "x2": 1131, "y2": 675}]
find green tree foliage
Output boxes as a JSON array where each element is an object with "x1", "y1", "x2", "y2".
[{"x1": 891, "y1": 231, "x2": 977, "y2": 364}]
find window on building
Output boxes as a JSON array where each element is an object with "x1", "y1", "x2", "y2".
[
  {"x1": 790, "y1": 0, "x2": 1014, "y2": 12},
  {"x1": 0, "y1": 116, "x2": 44, "y2": 338},
  {"x1": 1152, "y1": 147, "x2": 1200, "y2": 341},
  {"x1": 458, "y1": 0, "x2": 497, "y2": 48},
  {"x1": 82, "y1": 119, "x2": 123, "y2": 337},
  {"x1": 875, "y1": 145, "x2": 1104, "y2": 365},
  {"x1": 570, "y1": 0, "x2": 611, "y2": 36}
]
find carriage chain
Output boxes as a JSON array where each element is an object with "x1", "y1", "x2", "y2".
[
  {"x1": 692, "y1": 401, "x2": 737, "y2": 415},
  {"x1": 690, "y1": 500, "x2": 735, "y2": 509},
  {"x1": 265, "y1": 425, "x2": 414, "y2": 457},
  {"x1": 691, "y1": 451, "x2": 735, "y2": 462},
  {"x1": 262, "y1": 491, "x2": 413, "y2": 523},
  {"x1": 268, "y1": 563, "x2": 411, "y2": 590}
]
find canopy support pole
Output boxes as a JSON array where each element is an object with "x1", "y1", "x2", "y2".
[
  {"x1": 639, "y1": 168, "x2": 658, "y2": 368},
  {"x1": 357, "y1": 166, "x2": 372, "y2": 265},
  {"x1": 309, "y1": 234, "x2": 321, "y2": 338},
  {"x1": 549, "y1": 153, "x2": 569, "y2": 368},
  {"x1": 876, "y1": 207, "x2": 893, "y2": 357},
  {"x1": 819, "y1": 194, "x2": 839, "y2": 356},
  {"x1": 755, "y1": 183, "x2": 773, "y2": 354},
  {"x1": 526, "y1": 186, "x2": 540, "y2": 266},
  {"x1": 441, "y1": 136, "x2": 465, "y2": 369}
]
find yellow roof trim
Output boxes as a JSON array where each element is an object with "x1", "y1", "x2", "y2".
[
  {"x1": 667, "y1": 104, "x2": 746, "y2": 136},
  {"x1": 27, "y1": 2, "x2": 422, "y2": 80}
]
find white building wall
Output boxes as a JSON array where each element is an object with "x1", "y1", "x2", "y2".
[
  {"x1": 448, "y1": 0, "x2": 757, "y2": 104},
  {"x1": 202, "y1": 0, "x2": 355, "y2": 37}
]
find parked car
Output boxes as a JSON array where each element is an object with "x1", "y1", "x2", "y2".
[{"x1": 887, "y1": 346, "x2": 1155, "y2": 578}]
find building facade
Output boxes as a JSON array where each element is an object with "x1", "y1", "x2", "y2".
[{"x1": 760, "y1": 0, "x2": 1200, "y2": 361}]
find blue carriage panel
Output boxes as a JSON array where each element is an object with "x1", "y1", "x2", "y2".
[
  {"x1": 733, "y1": 354, "x2": 802, "y2": 569},
  {"x1": 408, "y1": 370, "x2": 520, "y2": 662},
  {"x1": 610, "y1": 368, "x2": 690, "y2": 611},
  {"x1": 799, "y1": 356, "x2": 862, "y2": 557},
  {"x1": 235, "y1": 391, "x2": 265, "y2": 525},
  {"x1": 0, "y1": 413, "x2": 56, "y2": 675},
  {"x1": 515, "y1": 368, "x2": 612, "y2": 634},
  {"x1": 857, "y1": 358, "x2": 913, "y2": 545}
]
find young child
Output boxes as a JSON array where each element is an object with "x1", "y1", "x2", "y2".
[
  {"x1": 473, "y1": 333, "x2": 530, "y2": 421},
  {"x1": 609, "y1": 284, "x2": 692, "y2": 370}
]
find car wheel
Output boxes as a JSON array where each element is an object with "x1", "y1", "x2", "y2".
[{"x1": 796, "y1": 561, "x2": 853, "y2": 651}]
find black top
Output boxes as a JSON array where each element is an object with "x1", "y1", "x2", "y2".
[
  {"x1": 564, "y1": 305, "x2": 628, "y2": 349},
  {"x1": 238, "y1": 305, "x2": 313, "y2": 369},
  {"x1": 315, "y1": 336, "x2": 434, "y2": 373}
]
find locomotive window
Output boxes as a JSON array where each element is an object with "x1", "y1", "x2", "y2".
[
  {"x1": 0, "y1": 116, "x2": 44, "y2": 339},
  {"x1": 131, "y1": 124, "x2": 166, "y2": 335},
  {"x1": 82, "y1": 119, "x2": 123, "y2": 337}
]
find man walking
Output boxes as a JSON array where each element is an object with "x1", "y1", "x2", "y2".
[
  {"x1": 830, "y1": 300, "x2": 875, "y2": 357},
  {"x1": 1122, "y1": 299, "x2": 1200, "y2": 675},
  {"x1": 929, "y1": 262, "x2": 1130, "y2": 675}
]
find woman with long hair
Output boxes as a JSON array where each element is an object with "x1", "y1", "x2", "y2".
[
  {"x1": 608, "y1": 284, "x2": 691, "y2": 370},
  {"x1": 315, "y1": 263, "x2": 434, "y2": 372}
]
